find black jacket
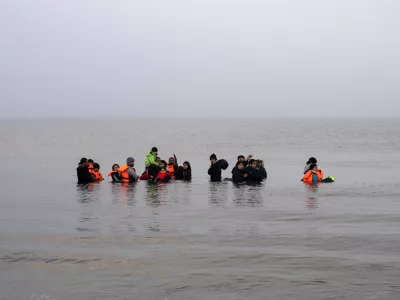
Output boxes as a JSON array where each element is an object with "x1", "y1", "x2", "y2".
[
  {"x1": 243, "y1": 166, "x2": 263, "y2": 183},
  {"x1": 208, "y1": 162, "x2": 222, "y2": 182},
  {"x1": 259, "y1": 166, "x2": 267, "y2": 179},
  {"x1": 175, "y1": 166, "x2": 192, "y2": 181},
  {"x1": 77, "y1": 165, "x2": 94, "y2": 184},
  {"x1": 232, "y1": 167, "x2": 245, "y2": 183}
]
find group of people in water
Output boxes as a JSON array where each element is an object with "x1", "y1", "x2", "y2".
[
  {"x1": 76, "y1": 147, "x2": 192, "y2": 184},
  {"x1": 76, "y1": 146, "x2": 333, "y2": 185}
]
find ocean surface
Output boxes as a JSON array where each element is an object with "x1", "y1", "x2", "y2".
[{"x1": 1, "y1": 118, "x2": 400, "y2": 300}]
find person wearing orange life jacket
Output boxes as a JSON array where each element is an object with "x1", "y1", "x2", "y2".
[
  {"x1": 108, "y1": 164, "x2": 121, "y2": 182},
  {"x1": 118, "y1": 157, "x2": 140, "y2": 183},
  {"x1": 93, "y1": 163, "x2": 104, "y2": 181},
  {"x1": 302, "y1": 163, "x2": 324, "y2": 185},
  {"x1": 166, "y1": 154, "x2": 178, "y2": 174},
  {"x1": 87, "y1": 159, "x2": 97, "y2": 180}
]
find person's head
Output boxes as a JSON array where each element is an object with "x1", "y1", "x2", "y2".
[
  {"x1": 168, "y1": 157, "x2": 175, "y2": 164},
  {"x1": 259, "y1": 160, "x2": 264, "y2": 167},
  {"x1": 93, "y1": 163, "x2": 100, "y2": 172},
  {"x1": 210, "y1": 153, "x2": 217, "y2": 164},
  {"x1": 156, "y1": 157, "x2": 161, "y2": 164},
  {"x1": 308, "y1": 157, "x2": 317, "y2": 164},
  {"x1": 237, "y1": 155, "x2": 245, "y2": 162},
  {"x1": 126, "y1": 157, "x2": 135, "y2": 167},
  {"x1": 112, "y1": 164, "x2": 119, "y2": 171},
  {"x1": 310, "y1": 163, "x2": 318, "y2": 172},
  {"x1": 183, "y1": 161, "x2": 191, "y2": 170},
  {"x1": 88, "y1": 159, "x2": 94, "y2": 165},
  {"x1": 160, "y1": 167, "x2": 166, "y2": 173},
  {"x1": 78, "y1": 157, "x2": 87, "y2": 166},
  {"x1": 248, "y1": 159, "x2": 257, "y2": 168},
  {"x1": 160, "y1": 160, "x2": 167, "y2": 168},
  {"x1": 236, "y1": 161, "x2": 245, "y2": 171},
  {"x1": 151, "y1": 147, "x2": 158, "y2": 156}
]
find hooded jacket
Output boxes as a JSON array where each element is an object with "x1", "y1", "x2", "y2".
[{"x1": 145, "y1": 152, "x2": 158, "y2": 167}]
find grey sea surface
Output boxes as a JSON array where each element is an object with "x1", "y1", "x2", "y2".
[{"x1": 1, "y1": 118, "x2": 400, "y2": 300}]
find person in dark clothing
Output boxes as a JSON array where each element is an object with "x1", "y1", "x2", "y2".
[
  {"x1": 77, "y1": 157, "x2": 95, "y2": 184},
  {"x1": 175, "y1": 161, "x2": 191, "y2": 181},
  {"x1": 208, "y1": 153, "x2": 222, "y2": 182},
  {"x1": 237, "y1": 154, "x2": 253, "y2": 166},
  {"x1": 108, "y1": 164, "x2": 121, "y2": 182},
  {"x1": 232, "y1": 161, "x2": 247, "y2": 183},
  {"x1": 181, "y1": 161, "x2": 192, "y2": 181},
  {"x1": 243, "y1": 159, "x2": 263, "y2": 183},
  {"x1": 257, "y1": 160, "x2": 267, "y2": 179},
  {"x1": 304, "y1": 157, "x2": 317, "y2": 174}
]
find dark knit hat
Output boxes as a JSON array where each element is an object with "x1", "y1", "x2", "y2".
[
  {"x1": 210, "y1": 153, "x2": 217, "y2": 160},
  {"x1": 151, "y1": 147, "x2": 158, "y2": 152}
]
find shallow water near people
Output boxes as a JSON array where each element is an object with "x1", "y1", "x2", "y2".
[{"x1": 1, "y1": 118, "x2": 400, "y2": 300}]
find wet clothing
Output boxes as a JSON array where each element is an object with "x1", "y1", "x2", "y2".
[
  {"x1": 155, "y1": 172, "x2": 173, "y2": 183},
  {"x1": 175, "y1": 161, "x2": 192, "y2": 181},
  {"x1": 303, "y1": 170, "x2": 323, "y2": 185},
  {"x1": 145, "y1": 152, "x2": 158, "y2": 168},
  {"x1": 118, "y1": 165, "x2": 139, "y2": 183},
  {"x1": 208, "y1": 162, "x2": 222, "y2": 182},
  {"x1": 140, "y1": 173, "x2": 149, "y2": 181},
  {"x1": 77, "y1": 165, "x2": 95, "y2": 184},
  {"x1": 108, "y1": 171, "x2": 121, "y2": 182},
  {"x1": 304, "y1": 163, "x2": 312, "y2": 174},
  {"x1": 147, "y1": 165, "x2": 159, "y2": 179},
  {"x1": 176, "y1": 166, "x2": 191, "y2": 181},
  {"x1": 232, "y1": 167, "x2": 246, "y2": 183},
  {"x1": 94, "y1": 171, "x2": 103, "y2": 181},
  {"x1": 259, "y1": 166, "x2": 267, "y2": 179},
  {"x1": 243, "y1": 166, "x2": 263, "y2": 183},
  {"x1": 312, "y1": 173, "x2": 319, "y2": 184}
]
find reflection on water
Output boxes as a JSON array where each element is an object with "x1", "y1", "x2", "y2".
[
  {"x1": 304, "y1": 184, "x2": 320, "y2": 209},
  {"x1": 76, "y1": 183, "x2": 101, "y2": 204}
]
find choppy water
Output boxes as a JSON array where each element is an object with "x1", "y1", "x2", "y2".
[{"x1": 1, "y1": 118, "x2": 400, "y2": 300}]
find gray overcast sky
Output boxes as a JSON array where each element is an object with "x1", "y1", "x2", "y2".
[{"x1": 1, "y1": 0, "x2": 399, "y2": 118}]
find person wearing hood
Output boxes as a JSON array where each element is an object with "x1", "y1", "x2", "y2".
[
  {"x1": 208, "y1": 154, "x2": 222, "y2": 182},
  {"x1": 118, "y1": 157, "x2": 140, "y2": 183},
  {"x1": 77, "y1": 157, "x2": 95, "y2": 184},
  {"x1": 243, "y1": 159, "x2": 263, "y2": 183},
  {"x1": 145, "y1": 147, "x2": 159, "y2": 178}
]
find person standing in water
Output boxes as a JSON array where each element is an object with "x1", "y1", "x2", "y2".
[
  {"x1": 77, "y1": 157, "x2": 95, "y2": 184},
  {"x1": 302, "y1": 163, "x2": 324, "y2": 185},
  {"x1": 119, "y1": 157, "x2": 140, "y2": 183},
  {"x1": 166, "y1": 154, "x2": 179, "y2": 174},
  {"x1": 304, "y1": 157, "x2": 317, "y2": 174},
  {"x1": 208, "y1": 153, "x2": 222, "y2": 182}
]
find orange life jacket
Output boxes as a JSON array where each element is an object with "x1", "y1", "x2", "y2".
[
  {"x1": 303, "y1": 170, "x2": 324, "y2": 185},
  {"x1": 88, "y1": 163, "x2": 95, "y2": 174},
  {"x1": 94, "y1": 171, "x2": 103, "y2": 181},
  {"x1": 108, "y1": 170, "x2": 117, "y2": 177},
  {"x1": 166, "y1": 164, "x2": 175, "y2": 173},
  {"x1": 118, "y1": 165, "x2": 136, "y2": 183}
]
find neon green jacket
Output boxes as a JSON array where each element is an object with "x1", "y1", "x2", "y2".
[{"x1": 145, "y1": 152, "x2": 158, "y2": 167}]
